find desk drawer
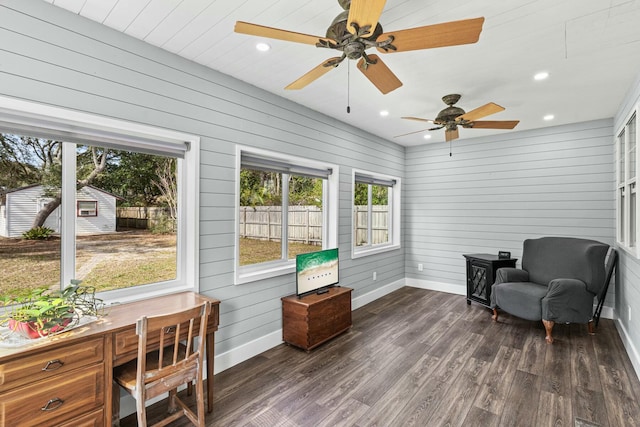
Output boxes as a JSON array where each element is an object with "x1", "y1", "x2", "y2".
[
  {"x1": 0, "y1": 337, "x2": 104, "y2": 392},
  {"x1": 0, "y1": 363, "x2": 104, "y2": 427}
]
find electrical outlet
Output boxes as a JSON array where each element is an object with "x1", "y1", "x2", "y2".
[
  {"x1": 373, "y1": 271, "x2": 377, "y2": 281},
  {"x1": 418, "y1": 263, "x2": 423, "y2": 272}
]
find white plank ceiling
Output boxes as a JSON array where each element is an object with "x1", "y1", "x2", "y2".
[{"x1": 43, "y1": 0, "x2": 640, "y2": 146}]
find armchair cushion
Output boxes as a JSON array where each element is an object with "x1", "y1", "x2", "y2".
[{"x1": 493, "y1": 281, "x2": 548, "y2": 321}]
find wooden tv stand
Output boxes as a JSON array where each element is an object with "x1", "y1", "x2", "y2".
[{"x1": 281, "y1": 286, "x2": 352, "y2": 351}]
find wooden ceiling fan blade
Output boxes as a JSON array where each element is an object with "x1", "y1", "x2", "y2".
[
  {"x1": 470, "y1": 120, "x2": 520, "y2": 129},
  {"x1": 235, "y1": 21, "x2": 329, "y2": 45},
  {"x1": 445, "y1": 128, "x2": 459, "y2": 142},
  {"x1": 401, "y1": 116, "x2": 436, "y2": 123},
  {"x1": 458, "y1": 102, "x2": 504, "y2": 122},
  {"x1": 285, "y1": 58, "x2": 341, "y2": 90},
  {"x1": 348, "y1": 0, "x2": 387, "y2": 37},
  {"x1": 357, "y1": 55, "x2": 402, "y2": 94},
  {"x1": 377, "y1": 17, "x2": 484, "y2": 53},
  {"x1": 394, "y1": 128, "x2": 432, "y2": 138}
]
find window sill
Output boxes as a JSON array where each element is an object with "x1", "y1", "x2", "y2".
[
  {"x1": 236, "y1": 261, "x2": 295, "y2": 285},
  {"x1": 352, "y1": 243, "x2": 401, "y2": 259}
]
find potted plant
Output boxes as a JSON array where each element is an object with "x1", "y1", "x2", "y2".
[{"x1": 0, "y1": 280, "x2": 104, "y2": 339}]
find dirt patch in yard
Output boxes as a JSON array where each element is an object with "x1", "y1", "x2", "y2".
[{"x1": 0, "y1": 230, "x2": 176, "y2": 296}]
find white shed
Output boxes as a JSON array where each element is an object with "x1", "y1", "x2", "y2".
[{"x1": 0, "y1": 184, "x2": 121, "y2": 238}]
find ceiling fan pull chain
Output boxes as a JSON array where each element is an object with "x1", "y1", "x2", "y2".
[{"x1": 347, "y1": 60, "x2": 351, "y2": 114}]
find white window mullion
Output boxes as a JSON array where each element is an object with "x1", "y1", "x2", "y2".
[
  {"x1": 60, "y1": 142, "x2": 76, "y2": 289},
  {"x1": 282, "y1": 174, "x2": 290, "y2": 260},
  {"x1": 367, "y1": 184, "x2": 373, "y2": 247}
]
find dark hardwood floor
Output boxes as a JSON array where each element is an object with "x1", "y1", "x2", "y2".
[{"x1": 122, "y1": 287, "x2": 640, "y2": 426}]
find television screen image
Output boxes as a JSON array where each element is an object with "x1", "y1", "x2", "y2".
[{"x1": 296, "y1": 248, "x2": 339, "y2": 296}]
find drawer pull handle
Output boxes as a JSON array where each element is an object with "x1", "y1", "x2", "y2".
[
  {"x1": 41, "y1": 398, "x2": 64, "y2": 411},
  {"x1": 42, "y1": 359, "x2": 64, "y2": 371}
]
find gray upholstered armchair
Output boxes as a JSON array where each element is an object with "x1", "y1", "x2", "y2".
[{"x1": 490, "y1": 237, "x2": 612, "y2": 343}]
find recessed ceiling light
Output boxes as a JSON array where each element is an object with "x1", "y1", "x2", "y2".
[
  {"x1": 379, "y1": 110, "x2": 389, "y2": 117},
  {"x1": 534, "y1": 71, "x2": 549, "y2": 81},
  {"x1": 423, "y1": 134, "x2": 432, "y2": 140},
  {"x1": 256, "y1": 42, "x2": 271, "y2": 52},
  {"x1": 544, "y1": 114, "x2": 555, "y2": 121}
]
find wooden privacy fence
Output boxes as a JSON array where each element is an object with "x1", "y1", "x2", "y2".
[
  {"x1": 354, "y1": 205, "x2": 390, "y2": 246},
  {"x1": 116, "y1": 207, "x2": 175, "y2": 231},
  {"x1": 240, "y1": 206, "x2": 323, "y2": 245},
  {"x1": 240, "y1": 205, "x2": 389, "y2": 245}
]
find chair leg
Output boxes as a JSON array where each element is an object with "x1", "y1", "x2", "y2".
[
  {"x1": 196, "y1": 379, "x2": 206, "y2": 427},
  {"x1": 168, "y1": 389, "x2": 178, "y2": 414},
  {"x1": 588, "y1": 320, "x2": 596, "y2": 335},
  {"x1": 136, "y1": 396, "x2": 147, "y2": 427},
  {"x1": 492, "y1": 308, "x2": 499, "y2": 321},
  {"x1": 542, "y1": 319, "x2": 555, "y2": 343}
]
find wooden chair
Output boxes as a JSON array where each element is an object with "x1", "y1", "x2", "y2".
[{"x1": 113, "y1": 301, "x2": 211, "y2": 427}]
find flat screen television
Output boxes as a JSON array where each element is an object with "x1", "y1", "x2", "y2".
[{"x1": 296, "y1": 248, "x2": 339, "y2": 297}]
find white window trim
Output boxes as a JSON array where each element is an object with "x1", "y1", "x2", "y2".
[
  {"x1": 351, "y1": 169, "x2": 401, "y2": 259},
  {"x1": 0, "y1": 95, "x2": 200, "y2": 303},
  {"x1": 235, "y1": 146, "x2": 339, "y2": 284},
  {"x1": 616, "y1": 104, "x2": 639, "y2": 258}
]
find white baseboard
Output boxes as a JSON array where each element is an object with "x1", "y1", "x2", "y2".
[
  {"x1": 214, "y1": 329, "x2": 283, "y2": 374},
  {"x1": 614, "y1": 317, "x2": 640, "y2": 379},
  {"x1": 404, "y1": 278, "x2": 466, "y2": 296},
  {"x1": 351, "y1": 279, "x2": 405, "y2": 310}
]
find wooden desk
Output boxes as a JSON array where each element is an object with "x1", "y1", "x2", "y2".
[{"x1": 0, "y1": 291, "x2": 220, "y2": 427}]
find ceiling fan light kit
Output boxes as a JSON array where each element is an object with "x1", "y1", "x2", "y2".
[{"x1": 234, "y1": 0, "x2": 484, "y2": 94}]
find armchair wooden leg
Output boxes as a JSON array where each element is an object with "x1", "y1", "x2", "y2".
[
  {"x1": 588, "y1": 320, "x2": 595, "y2": 335},
  {"x1": 492, "y1": 308, "x2": 499, "y2": 321},
  {"x1": 542, "y1": 319, "x2": 555, "y2": 344}
]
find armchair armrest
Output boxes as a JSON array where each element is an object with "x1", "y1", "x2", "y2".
[
  {"x1": 494, "y1": 267, "x2": 529, "y2": 285},
  {"x1": 542, "y1": 278, "x2": 594, "y2": 323}
]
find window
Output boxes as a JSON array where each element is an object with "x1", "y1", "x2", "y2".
[
  {"x1": 352, "y1": 170, "x2": 401, "y2": 257},
  {"x1": 236, "y1": 148, "x2": 338, "y2": 284},
  {"x1": 0, "y1": 96, "x2": 199, "y2": 302},
  {"x1": 618, "y1": 111, "x2": 638, "y2": 252},
  {"x1": 77, "y1": 201, "x2": 97, "y2": 217}
]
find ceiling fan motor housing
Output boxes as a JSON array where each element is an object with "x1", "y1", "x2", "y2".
[{"x1": 436, "y1": 106, "x2": 466, "y2": 123}]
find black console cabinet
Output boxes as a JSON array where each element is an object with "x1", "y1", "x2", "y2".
[{"x1": 463, "y1": 254, "x2": 517, "y2": 308}]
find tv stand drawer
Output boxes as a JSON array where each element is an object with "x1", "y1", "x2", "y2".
[{"x1": 282, "y1": 287, "x2": 352, "y2": 351}]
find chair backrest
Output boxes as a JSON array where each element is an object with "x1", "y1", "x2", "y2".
[
  {"x1": 522, "y1": 237, "x2": 610, "y2": 294},
  {"x1": 135, "y1": 301, "x2": 211, "y2": 401}
]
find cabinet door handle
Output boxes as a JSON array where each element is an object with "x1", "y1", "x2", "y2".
[
  {"x1": 41, "y1": 398, "x2": 64, "y2": 411},
  {"x1": 42, "y1": 359, "x2": 64, "y2": 371}
]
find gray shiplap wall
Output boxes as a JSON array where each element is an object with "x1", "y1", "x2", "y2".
[
  {"x1": 0, "y1": 0, "x2": 405, "y2": 355},
  {"x1": 404, "y1": 119, "x2": 616, "y2": 305},
  {"x1": 614, "y1": 72, "x2": 640, "y2": 369}
]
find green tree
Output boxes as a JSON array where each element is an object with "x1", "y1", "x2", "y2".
[
  {"x1": 240, "y1": 169, "x2": 323, "y2": 207},
  {"x1": 93, "y1": 151, "x2": 167, "y2": 206},
  {"x1": 354, "y1": 183, "x2": 389, "y2": 205},
  {"x1": 0, "y1": 134, "x2": 56, "y2": 190}
]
